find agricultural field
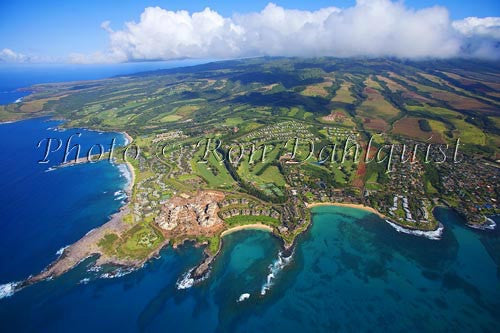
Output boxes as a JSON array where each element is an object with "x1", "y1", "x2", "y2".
[
  {"x1": 356, "y1": 77, "x2": 401, "y2": 128},
  {"x1": 19, "y1": 95, "x2": 67, "y2": 112},
  {"x1": 331, "y1": 81, "x2": 355, "y2": 104},
  {"x1": 301, "y1": 81, "x2": 333, "y2": 97},
  {"x1": 392, "y1": 117, "x2": 444, "y2": 143}
]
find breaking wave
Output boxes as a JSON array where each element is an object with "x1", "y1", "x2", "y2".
[
  {"x1": 237, "y1": 293, "x2": 250, "y2": 302},
  {"x1": 117, "y1": 163, "x2": 132, "y2": 191},
  {"x1": 48, "y1": 127, "x2": 65, "y2": 132},
  {"x1": 176, "y1": 267, "x2": 210, "y2": 290},
  {"x1": 55, "y1": 245, "x2": 69, "y2": 257},
  {"x1": 79, "y1": 278, "x2": 90, "y2": 285},
  {"x1": 261, "y1": 250, "x2": 293, "y2": 296},
  {"x1": 114, "y1": 190, "x2": 127, "y2": 201},
  {"x1": 485, "y1": 218, "x2": 497, "y2": 230},
  {"x1": 123, "y1": 134, "x2": 130, "y2": 146},
  {"x1": 85, "y1": 228, "x2": 96, "y2": 236},
  {"x1": 0, "y1": 281, "x2": 20, "y2": 299},
  {"x1": 469, "y1": 217, "x2": 497, "y2": 231},
  {"x1": 87, "y1": 265, "x2": 102, "y2": 273},
  {"x1": 99, "y1": 267, "x2": 134, "y2": 279},
  {"x1": 176, "y1": 269, "x2": 195, "y2": 290},
  {"x1": 385, "y1": 220, "x2": 444, "y2": 240}
]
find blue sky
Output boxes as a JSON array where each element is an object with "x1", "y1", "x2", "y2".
[{"x1": 0, "y1": 0, "x2": 499, "y2": 62}]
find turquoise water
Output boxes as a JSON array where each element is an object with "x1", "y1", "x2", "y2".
[
  {"x1": 1, "y1": 202, "x2": 499, "y2": 331},
  {"x1": 0, "y1": 119, "x2": 499, "y2": 332}
]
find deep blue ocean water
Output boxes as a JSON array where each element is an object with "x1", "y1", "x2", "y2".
[{"x1": 0, "y1": 118, "x2": 128, "y2": 282}]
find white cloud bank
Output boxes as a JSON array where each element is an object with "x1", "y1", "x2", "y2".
[
  {"x1": 0, "y1": 48, "x2": 60, "y2": 63},
  {"x1": 0, "y1": 48, "x2": 29, "y2": 63},
  {"x1": 4, "y1": 0, "x2": 500, "y2": 63}
]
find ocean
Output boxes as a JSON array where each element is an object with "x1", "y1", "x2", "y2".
[
  {"x1": 0, "y1": 67, "x2": 499, "y2": 332},
  {"x1": 0, "y1": 118, "x2": 128, "y2": 282}
]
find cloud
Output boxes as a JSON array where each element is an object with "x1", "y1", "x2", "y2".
[
  {"x1": 0, "y1": 48, "x2": 29, "y2": 62},
  {"x1": 7, "y1": 1, "x2": 500, "y2": 63},
  {"x1": 452, "y1": 17, "x2": 500, "y2": 38},
  {"x1": 0, "y1": 48, "x2": 60, "y2": 63},
  {"x1": 452, "y1": 17, "x2": 500, "y2": 59}
]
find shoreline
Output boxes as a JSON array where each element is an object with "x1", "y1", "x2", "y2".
[
  {"x1": 306, "y1": 202, "x2": 387, "y2": 219},
  {"x1": 124, "y1": 161, "x2": 135, "y2": 195},
  {"x1": 307, "y1": 201, "x2": 445, "y2": 240},
  {"x1": 220, "y1": 223, "x2": 274, "y2": 237},
  {"x1": 192, "y1": 203, "x2": 391, "y2": 283},
  {"x1": 12, "y1": 198, "x2": 452, "y2": 296},
  {"x1": 18, "y1": 132, "x2": 137, "y2": 289},
  {"x1": 121, "y1": 131, "x2": 133, "y2": 146},
  {"x1": 0, "y1": 119, "x2": 17, "y2": 125},
  {"x1": 190, "y1": 223, "x2": 275, "y2": 281}
]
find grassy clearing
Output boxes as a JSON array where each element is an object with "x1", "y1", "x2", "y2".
[
  {"x1": 425, "y1": 179, "x2": 438, "y2": 195},
  {"x1": 376, "y1": 75, "x2": 407, "y2": 92},
  {"x1": 288, "y1": 107, "x2": 300, "y2": 117},
  {"x1": 301, "y1": 81, "x2": 333, "y2": 97},
  {"x1": 19, "y1": 95, "x2": 67, "y2": 112},
  {"x1": 332, "y1": 82, "x2": 355, "y2": 104},
  {"x1": 392, "y1": 117, "x2": 443, "y2": 143},
  {"x1": 224, "y1": 215, "x2": 280, "y2": 227},
  {"x1": 428, "y1": 119, "x2": 448, "y2": 133},
  {"x1": 224, "y1": 117, "x2": 244, "y2": 126},
  {"x1": 357, "y1": 82, "x2": 401, "y2": 122},
  {"x1": 98, "y1": 233, "x2": 119, "y2": 255},
  {"x1": 159, "y1": 114, "x2": 182, "y2": 122},
  {"x1": 406, "y1": 105, "x2": 460, "y2": 118},
  {"x1": 115, "y1": 224, "x2": 164, "y2": 259},
  {"x1": 237, "y1": 145, "x2": 286, "y2": 188},
  {"x1": 407, "y1": 106, "x2": 486, "y2": 145},
  {"x1": 192, "y1": 150, "x2": 235, "y2": 188},
  {"x1": 175, "y1": 105, "x2": 200, "y2": 117},
  {"x1": 196, "y1": 235, "x2": 220, "y2": 255},
  {"x1": 450, "y1": 119, "x2": 486, "y2": 145},
  {"x1": 488, "y1": 116, "x2": 500, "y2": 128},
  {"x1": 259, "y1": 165, "x2": 286, "y2": 186},
  {"x1": 365, "y1": 76, "x2": 383, "y2": 90}
]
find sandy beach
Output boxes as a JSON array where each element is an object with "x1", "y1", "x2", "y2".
[
  {"x1": 124, "y1": 161, "x2": 136, "y2": 195},
  {"x1": 122, "y1": 131, "x2": 133, "y2": 145},
  {"x1": 220, "y1": 224, "x2": 274, "y2": 237},
  {"x1": 306, "y1": 202, "x2": 387, "y2": 219}
]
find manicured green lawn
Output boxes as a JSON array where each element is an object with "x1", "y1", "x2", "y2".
[{"x1": 225, "y1": 215, "x2": 280, "y2": 227}]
